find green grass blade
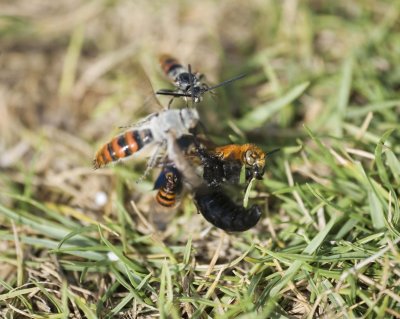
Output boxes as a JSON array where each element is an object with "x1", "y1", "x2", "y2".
[
  {"x1": 269, "y1": 216, "x2": 337, "y2": 296},
  {"x1": 238, "y1": 82, "x2": 310, "y2": 130}
]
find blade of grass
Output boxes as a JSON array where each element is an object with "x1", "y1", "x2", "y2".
[
  {"x1": 269, "y1": 215, "x2": 337, "y2": 296},
  {"x1": 59, "y1": 25, "x2": 84, "y2": 96},
  {"x1": 0, "y1": 204, "x2": 96, "y2": 245},
  {"x1": 238, "y1": 82, "x2": 310, "y2": 130},
  {"x1": 346, "y1": 100, "x2": 400, "y2": 118},
  {"x1": 333, "y1": 55, "x2": 353, "y2": 137},
  {"x1": 375, "y1": 129, "x2": 394, "y2": 186}
]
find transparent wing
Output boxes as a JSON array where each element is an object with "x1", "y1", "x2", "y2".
[{"x1": 131, "y1": 63, "x2": 167, "y2": 112}]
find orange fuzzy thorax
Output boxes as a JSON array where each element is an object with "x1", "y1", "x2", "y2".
[{"x1": 214, "y1": 144, "x2": 264, "y2": 161}]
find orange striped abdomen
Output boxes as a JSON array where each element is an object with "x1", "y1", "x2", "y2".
[
  {"x1": 159, "y1": 54, "x2": 182, "y2": 78},
  {"x1": 93, "y1": 129, "x2": 152, "y2": 169},
  {"x1": 156, "y1": 189, "x2": 177, "y2": 207}
]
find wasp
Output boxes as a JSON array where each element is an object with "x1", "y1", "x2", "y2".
[
  {"x1": 156, "y1": 54, "x2": 246, "y2": 105},
  {"x1": 93, "y1": 108, "x2": 200, "y2": 180},
  {"x1": 166, "y1": 135, "x2": 262, "y2": 232},
  {"x1": 193, "y1": 142, "x2": 279, "y2": 187},
  {"x1": 153, "y1": 165, "x2": 182, "y2": 207},
  {"x1": 194, "y1": 187, "x2": 262, "y2": 232},
  {"x1": 213, "y1": 144, "x2": 280, "y2": 181}
]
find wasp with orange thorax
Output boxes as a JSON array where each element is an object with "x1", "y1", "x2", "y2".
[
  {"x1": 192, "y1": 143, "x2": 280, "y2": 231},
  {"x1": 156, "y1": 54, "x2": 246, "y2": 106},
  {"x1": 185, "y1": 136, "x2": 279, "y2": 185},
  {"x1": 165, "y1": 135, "x2": 263, "y2": 232}
]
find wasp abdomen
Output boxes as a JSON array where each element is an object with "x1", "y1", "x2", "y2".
[
  {"x1": 93, "y1": 129, "x2": 152, "y2": 169},
  {"x1": 159, "y1": 54, "x2": 182, "y2": 78},
  {"x1": 194, "y1": 189, "x2": 262, "y2": 232},
  {"x1": 156, "y1": 191, "x2": 175, "y2": 207}
]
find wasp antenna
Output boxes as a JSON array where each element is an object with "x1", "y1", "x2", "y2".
[
  {"x1": 203, "y1": 73, "x2": 247, "y2": 93},
  {"x1": 156, "y1": 89, "x2": 176, "y2": 95},
  {"x1": 265, "y1": 148, "x2": 281, "y2": 157}
]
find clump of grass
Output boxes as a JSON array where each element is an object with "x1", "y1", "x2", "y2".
[{"x1": 1, "y1": 1, "x2": 400, "y2": 318}]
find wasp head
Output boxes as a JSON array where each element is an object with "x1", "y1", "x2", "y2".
[
  {"x1": 176, "y1": 72, "x2": 203, "y2": 103},
  {"x1": 187, "y1": 86, "x2": 203, "y2": 103},
  {"x1": 165, "y1": 171, "x2": 176, "y2": 183},
  {"x1": 165, "y1": 167, "x2": 182, "y2": 190},
  {"x1": 242, "y1": 145, "x2": 266, "y2": 180}
]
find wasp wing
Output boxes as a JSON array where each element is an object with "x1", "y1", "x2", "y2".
[{"x1": 131, "y1": 63, "x2": 166, "y2": 112}]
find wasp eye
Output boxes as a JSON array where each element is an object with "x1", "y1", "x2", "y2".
[{"x1": 245, "y1": 150, "x2": 256, "y2": 166}]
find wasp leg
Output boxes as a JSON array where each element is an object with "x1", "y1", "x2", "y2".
[
  {"x1": 184, "y1": 96, "x2": 190, "y2": 108},
  {"x1": 167, "y1": 97, "x2": 176, "y2": 109},
  {"x1": 136, "y1": 141, "x2": 166, "y2": 184}
]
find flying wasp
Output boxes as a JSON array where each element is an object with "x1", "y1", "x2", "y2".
[
  {"x1": 156, "y1": 54, "x2": 246, "y2": 106},
  {"x1": 93, "y1": 108, "x2": 199, "y2": 181},
  {"x1": 153, "y1": 165, "x2": 182, "y2": 207}
]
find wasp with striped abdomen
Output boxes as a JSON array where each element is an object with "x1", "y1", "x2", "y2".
[
  {"x1": 153, "y1": 165, "x2": 182, "y2": 207},
  {"x1": 93, "y1": 108, "x2": 200, "y2": 181}
]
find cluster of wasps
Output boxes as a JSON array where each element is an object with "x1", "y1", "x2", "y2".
[{"x1": 94, "y1": 55, "x2": 278, "y2": 232}]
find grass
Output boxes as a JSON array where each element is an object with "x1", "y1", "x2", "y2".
[{"x1": 1, "y1": 0, "x2": 400, "y2": 318}]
